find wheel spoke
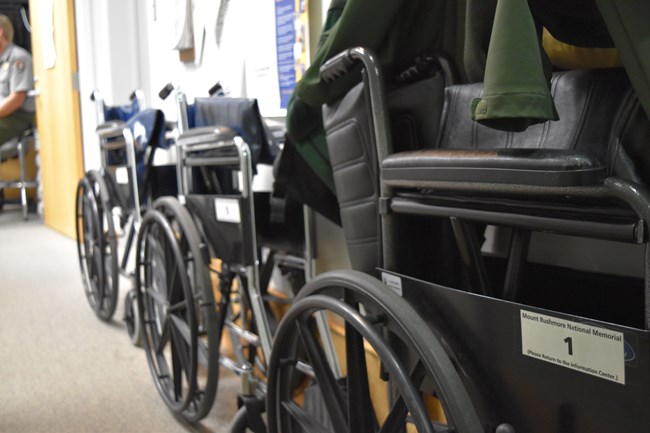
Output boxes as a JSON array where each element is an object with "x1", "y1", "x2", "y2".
[
  {"x1": 196, "y1": 336, "x2": 210, "y2": 368},
  {"x1": 345, "y1": 319, "x2": 377, "y2": 433},
  {"x1": 296, "y1": 316, "x2": 348, "y2": 432},
  {"x1": 156, "y1": 317, "x2": 171, "y2": 355},
  {"x1": 166, "y1": 259, "x2": 181, "y2": 301},
  {"x1": 378, "y1": 398, "x2": 408, "y2": 433},
  {"x1": 379, "y1": 361, "x2": 427, "y2": 433},
  {"x1": 168, "y1": 299, "x2": 188, "y2": 314},
  {"x1": 281, "y1": 401, "x2": 333, "y2": 433},
  {"x1": 146, "y1": 286, "x2": 169, "y2": 309},
  {"x1": 170, "y1": 314, "x2": 195, "y2": 349},
  {"x1": 170, "y1": 319, "x2": 192, "y2": 384},
  {"x1": 171, "y1": 331, "x2": 183, "y2": 402}
]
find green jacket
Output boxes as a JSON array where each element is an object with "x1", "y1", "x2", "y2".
[
  {"x1": 286, "y1": 0, "x2": 449, "y2": 193},
  {"x1": 472, "y1": 0, "x2": 650, "y2": 129},
  {"x1": 286, "y1": 0, "x2": 650, "y2": 199}
]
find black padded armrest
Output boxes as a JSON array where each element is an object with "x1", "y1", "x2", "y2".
[{"x1": 383, "y1": 148, "x2": 606, "y2": 187}]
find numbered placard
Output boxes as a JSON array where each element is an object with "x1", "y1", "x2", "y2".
[
  {"x1": 115, "y1": 167, "x2": 129, "y2": 184},
  {"x1": 520, "y1": 310, "x2": 625, "y2": 385},
  {"x1": 215, "y1": 198, "x2": 241, "y2": 223}
]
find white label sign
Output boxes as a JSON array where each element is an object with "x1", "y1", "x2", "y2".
[
  {"x1": 115, "y1": 167, "x2": 129, "y2": 184},
  {"x1": 381, "y1": 272, "x2": 403, "y2": 296},
  {"x1": 215, "y1": 198, "x2": 241, "y2": 223},
  {"x1": 520, "y1": 310, "x2": 625, "y2": 384}
]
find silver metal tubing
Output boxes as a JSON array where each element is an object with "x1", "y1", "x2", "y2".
[
  {"x1": 92, "y1": 89, "x2": 106, "y2": 125},
  {"x1": 177, "y1": 127, "x2": 237, "y2": 148},
  {"x1": 302, "y1": 205, "x2": 316, "y2": 281},
  {"x1": 225, "y1": 320, "x2": 261, "y2": 346},
  {"x1": 122, "y1": 126, "x2": 142, "y2": 224},
  {"x1": 96, "y1": 121, "x2": 127, "y2": 140},
  {"x1": 233, "y1": 135, "x2": 273, "y2": 363},
  {"x1": 295, "y1": 361, "x2": 315, "y2": 378},
  {"x1": 302, "y1": 205, "x2": 341, "y2": 376},
  {"x1": 604, "y1": 178, "x2": 650, "y2": 330},
  {"x1": 220, "y1": 355, "x2": 250, "y2": 375},
  {"x1": 133, "y1": 89, "x2": 146, "y2": 113},
  {"x1": 183, "y1": 156, "x2": 240, "y2": 167},
  {"x1": 218, "y1": 357, "x2": 269, "y2": 393},
  {"x1": 175, "y1": 89, "x2": 190, "y2": 134},
  {"x1": 17, "y1": 139, "x2": 27, "y2": 219},
  {"x1": 273, "y1": 252, "x2": 306, "y2": 269},
  {"x1": 174, "y1": 89, "x2": 189, "y2": 197},
  {"x1": 241, "y1": 362, "x2": 254, "y2": 396}
]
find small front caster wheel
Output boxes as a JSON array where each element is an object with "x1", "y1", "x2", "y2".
[{"x1": 124, "y1": 289, "x2": 143, "y2": 347}]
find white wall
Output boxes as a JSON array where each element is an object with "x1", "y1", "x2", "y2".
[
  {"x1": 77, "y1": 0, "x2": 329, "y2": 169},
  {"x1": 75, "y1": 0, "x2": 141, "y2": 170}
]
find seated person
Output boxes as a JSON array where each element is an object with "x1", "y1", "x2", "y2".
[{"x1": 0, "y1": 14, "x2": 34, "y2": 146}]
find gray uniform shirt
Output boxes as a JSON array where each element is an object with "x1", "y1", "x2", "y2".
[{"x1": 0, "y1": 43, "x2": 34, "y2": 113}]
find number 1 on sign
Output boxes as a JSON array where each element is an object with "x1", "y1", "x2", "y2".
[{"x1": 564, "y1": 337, "x2": 573, "y2": 356}]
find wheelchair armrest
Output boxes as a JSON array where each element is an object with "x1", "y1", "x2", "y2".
[
  {"x1": 96, "y1": 121, "x2": 127, "y2": 140},
  {"x1": 382, "y1": 148, "x2": 606, "y2": 188},
  {"x1": 176, "y1": 126, "x2": 237, "y2": 149}
]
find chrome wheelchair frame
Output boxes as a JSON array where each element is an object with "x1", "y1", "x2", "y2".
[{"x1": 133, "y1": 87, "x2": 338, "y2": 425}]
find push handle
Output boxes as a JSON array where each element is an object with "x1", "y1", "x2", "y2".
[
  {"x1": 319, "y1": 49, "x2": 356, "y2": 83},
  {"x1": 208, "y1": 81, "x2": 225, "y2": 96},
  {"x1": 159, "y1": 83, "x2": 175, "y2": 100},
  {"x1": 90, "y1": 89, "x2": 100, "y2": 102}
]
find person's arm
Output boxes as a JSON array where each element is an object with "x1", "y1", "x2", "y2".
[{"x1": 0, "y1": 91, "x2": 25, "y2": 118}]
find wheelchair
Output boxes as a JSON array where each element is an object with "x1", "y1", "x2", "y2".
[
  {"x1": 262, "y1": 27, "x2": 650, "y2": 433},
  {"x1": 75, "y1": 89, "x2": 169, "y2": 323},
  {"x1": 133, "y1": 87, "x2": 330, "y2": 424}
]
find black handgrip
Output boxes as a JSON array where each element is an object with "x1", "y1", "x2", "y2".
[
  {"x1": 158, "y1": 83, "x2": 175, "y2": 100},
  {"x1": 208, "y1": 82, "x2": 224, "y2": 96},
  {"x1": 319, "y1": 49, "x2": 356, "y2": 83},
  {"x1": 129, "y1": 90, "x2": 138, "y2": 101},
  {"x1": 90, "y1": 90, "x2": 99, "y2": 102}
]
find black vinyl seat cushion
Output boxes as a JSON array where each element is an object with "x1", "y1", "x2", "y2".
[{"x1": 383, "y1": 68, "x2": 643, "y2": 189}]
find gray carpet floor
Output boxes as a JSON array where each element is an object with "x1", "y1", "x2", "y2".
[{"x1": 0, "y1": 207, "x2": 239, "y2": 433}]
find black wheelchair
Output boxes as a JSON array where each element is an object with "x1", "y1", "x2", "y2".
[
  {"x1": 260, "y1": 42, "x2": 650, "y2": 433},
  {"x1": 75, "y1": 89, "x2": 169, "y2": 322},
  {"x1": 133, "y1": 88, "x2": 328, "y2": 424},
  {"x1": 108, "y1": 3, "x2": 650, "y2": 431}
]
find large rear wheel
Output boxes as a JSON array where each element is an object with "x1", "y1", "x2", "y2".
[
  {"x1": 135, "y1": 209, "x2": 198, "y2": 416},
  {"x1": 266, "y1": 270, "x2": 484, "y2": 433},
  {"x1": 136, "y1": 197, "x2": 220, "y2": 422},
  {"x1": 75, "y1": 170, "x2": 119, "y2": 321}
]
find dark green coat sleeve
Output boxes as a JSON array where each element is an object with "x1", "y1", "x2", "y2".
[
  {"x1": 470, "y1": 0, "x2": 558, "y2": 131},
  {"x1": 286, "y1": 0, "x2": 448, "y2": 192},
  {"x1": 294, "y1": 0, "x2": 447, "y2": 107}
]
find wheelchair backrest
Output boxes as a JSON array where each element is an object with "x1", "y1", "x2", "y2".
[{"x1": 192, "y1": 97, "x2": 279, "y2": 167}]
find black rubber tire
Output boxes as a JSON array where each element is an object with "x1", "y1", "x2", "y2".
[
  {"x1": 124, "y1": 289, "x2": 143, "y2": 347},
  {"x1": 266, "y1": 270, "x2": 484, "y2": 433},
  {"x1": 144, "y1": 197, "x2": 219, "y2": 422},
  {"x1": 230, "y1": 406, "x2": 250, "y2": 433},
  {"x1": 135, "y1": 208, "x2": 199, "y2": 416},
  {"x1": 75, "y1": 170, "x2": 119, "y2": 321}
]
